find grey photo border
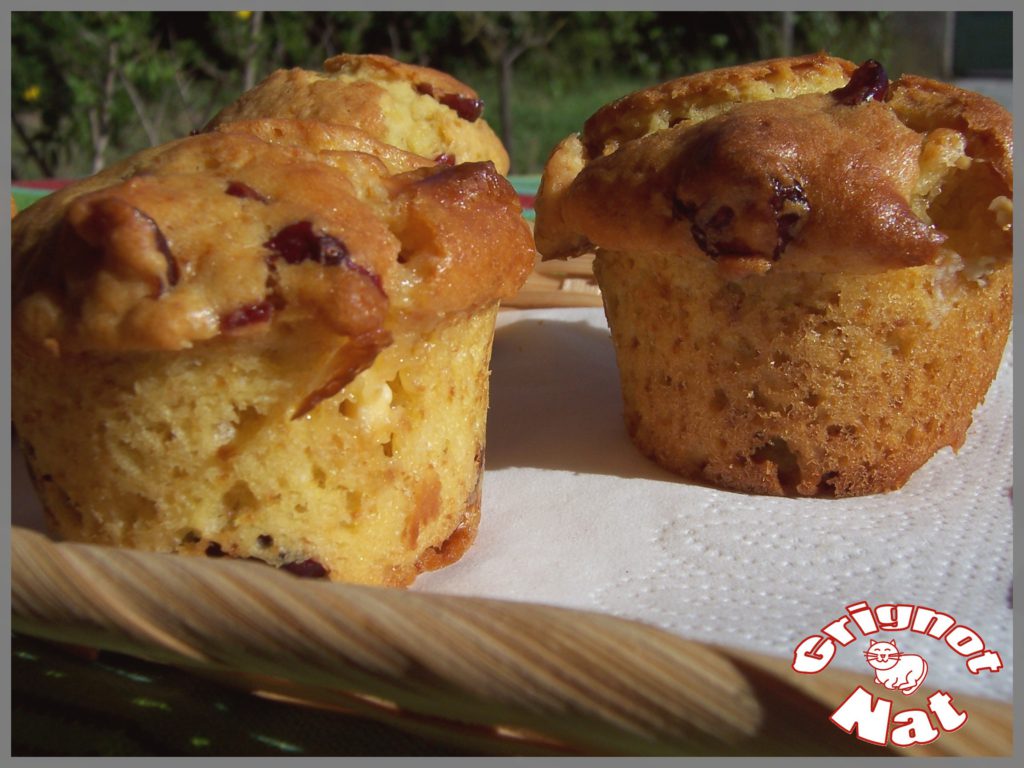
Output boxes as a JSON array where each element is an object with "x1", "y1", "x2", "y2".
[{"x1": 3, "y1": 0, "x2": 1019, "y2": 765}]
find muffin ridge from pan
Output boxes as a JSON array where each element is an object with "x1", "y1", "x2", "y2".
[
  {"x1": 12, "y1": 58, "x2": 534, "y2": 585},
  {"x1": 534, "y1": 54, "x2": 1012, "y2": 497}
]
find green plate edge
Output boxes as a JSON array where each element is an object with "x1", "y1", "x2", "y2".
[{"x1": 12, "y1": 186, "x2": 53, "y2": 214}]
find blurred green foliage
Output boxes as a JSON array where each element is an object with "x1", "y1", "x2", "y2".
[
  {"x1": 795, "y1": 11, "x2": 894, "y2": 69},
  {"x1": 13, "y1": 11, "x2": 903, "y2": 177}
]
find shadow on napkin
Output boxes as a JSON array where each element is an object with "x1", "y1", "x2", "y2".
[{"x1": 486, "y1": 318, "x2": 677, "y2": 482}]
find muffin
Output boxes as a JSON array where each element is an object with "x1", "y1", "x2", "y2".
[
  {"x1": 12, "y1": 123, "x2": 535, "y2": 585},
  {"x1": 534, "y1": 54, "x2": 1012, "y2": 497},
  {"x1": 205, "y1": 53, "x2": 510, "y2": 173}
]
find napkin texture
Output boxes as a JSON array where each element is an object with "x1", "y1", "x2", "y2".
[
  {"x1": 12, "y1": 307, "x2": 1012, "y2": 702},
  {"x1": 415, "y1": 308, "x2": 1014, "y2": 702}
]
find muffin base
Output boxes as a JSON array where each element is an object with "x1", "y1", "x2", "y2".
[
  {"x1": 14, "y1": 306, "x2": 499, "y2": 585},
  {"x1": 595, "y1": 249, "x2": 1011, "y2": 497}
]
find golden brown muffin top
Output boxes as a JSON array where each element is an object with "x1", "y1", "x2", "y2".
[
  {"x1": 205, "y1": 53, "x2": 510, "y2": 174},
  {"x1": 12, "y1": 123, "x2": 535, "y2": 369},
  {"x1": 535, "y1": 54, "x2": 1013, "y2": 277},
  {"x1": 211, "y1": 117, "x2": 435, "y2": 175}
]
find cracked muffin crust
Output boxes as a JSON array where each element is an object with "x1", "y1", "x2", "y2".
[
  {"x1": 205, "y1": 53, "x2": 510, "y2": 174},
  {"x1": 13, "y1": 119, "x2": 534, "y2": 584},
  {"x1": 534, "y1": 54, "x2": 1012, "y2": 497}
]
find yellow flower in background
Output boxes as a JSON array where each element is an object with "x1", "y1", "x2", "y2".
[
  {"x1": 22, "y1": 85, "x2": 41, "y2": 103},
  {"x1": 234, "y1": 10, "x2": 253, "y2": 21}
]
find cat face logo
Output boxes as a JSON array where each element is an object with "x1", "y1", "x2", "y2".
[{"x1": 864, "y1": 640, "x2": 928, "y2": 695}]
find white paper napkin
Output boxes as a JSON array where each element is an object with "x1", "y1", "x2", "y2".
[
  {"x1": 414, "y1": 308, "x2": 1014, "y2": 703},
  {"x1": 12, "y1": 307, "x2": 1013, "y2": 702}
]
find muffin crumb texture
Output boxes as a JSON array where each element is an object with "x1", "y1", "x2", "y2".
[{"x1": 16, "y1": 310, "x2": 495, "y2": 585}]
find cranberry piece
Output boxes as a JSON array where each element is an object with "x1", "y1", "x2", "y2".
[
  {"x1": 706, "y1": 206, "x2": 734, "y2": 230},
  {"x1": 282, "y1": 559, "x2": 329, "y2": 578},
  {"x1": 415, "y1": 82, "x2": 484, "y2": 122},
  {"x1": 831, "y1": 60, "x2": 889, "y2": 105},
  {"x1": 132, "y1": 207, "x2": 179, "y2": 288},
  {"x1": 264, "y1": 221, "x2": 384, "y2": 293},
  {"x1": 220, "y1": 299, "x2": 275, "y2": 331},
  {"x1": 226, "y1": 180, "x2": 269, "y2": 203},
  {"x1": 205, "y1": 542, "x2": 225, "y2": 557},
  {"x1": 770, "y1": 178, "x2": 808, "y2": 211},
  {"x1": 675, "y1": 200, "x2": 756, "y2": 258},
  {"x1": 434, "y1": 153, "x2": 456, "y2": 166},
  {"x1": 769, "y1": 178, "x2": 810, "y2": 260},
  {"x1": 439, "y1": 93, "x2": 484, "y2": 122},
  {"x1": 264, "y1": 220, "x2": 349, "y2": 266},
  {"x1": 672, "y1": 198, "x2": 698, "y2": 221}
]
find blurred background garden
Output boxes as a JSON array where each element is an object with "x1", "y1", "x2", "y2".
[{"x1": 11, "y1": 10, "x2": 1012, "y2": 180}]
